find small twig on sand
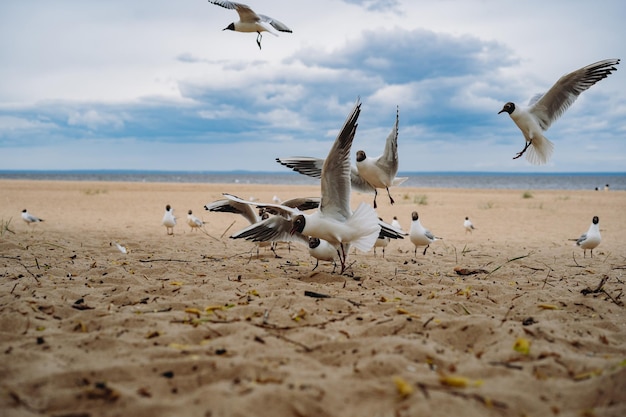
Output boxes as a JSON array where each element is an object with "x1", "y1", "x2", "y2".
[
  {"x1": 486, "y1": 254, "x2": 530, "y2": 278},
  {"x1": 220, "y1": 220, "x2": 236, "y2": 239}
]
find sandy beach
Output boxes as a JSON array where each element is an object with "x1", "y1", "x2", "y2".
[{"x1": 1, "y1": 179, "x2": 625, "y2": 417}]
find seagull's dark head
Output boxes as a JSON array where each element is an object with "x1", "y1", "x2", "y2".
[
  {"x1": 308, "y1": 237, "x2": 321, "y2": 249},
  {"x1": 292, "y1": 215, "x2": 306, "y2": 235},
  {"x1": 498, "y1": 102, "x2": 515, "y2": 115},
  {"x1": 188, "y1": 210, "x2": 193, "y2": 215},
  {"x1": 223, "y1": 23, "x2": 235, "y2": 31},
  {"x1": 22, "y1": 209, "x2": 27, "y2": 213},
  {"x1": 356, "y1": 150, "x2": 366, "y2": 162},
  {"x1": 592, "y1": 216, "x2": 599, "y2": 225},
  {"x1": 166, "y1": 204, "x2": 171, "y2": 211},
  {"x1": 465, "y1": 216, "x2": 469, "y2": 220},
  {"x1": 411, "y1": 211, "x2": 419, "y2": 221}
]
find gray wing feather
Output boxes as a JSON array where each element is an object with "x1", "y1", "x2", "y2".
[
  {"x1": 530, "y1": 59, "x2": 620, "y2": 130},
  {"x1": 374, "y1": 106, "x2": 400, "y2": 175},
  {"x1": 320, "y1": 99, "x2": 361, "y2": 221},
  {"x1": 204, "y1": 198, "x2": 258, "y2": 225},
  {"x1": 259, "y1": 14, "x2": 292, "y2": 32}
]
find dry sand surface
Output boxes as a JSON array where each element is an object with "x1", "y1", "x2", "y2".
[{"x1": 1, "y1": 179, "x2": 625, "y2": 417}]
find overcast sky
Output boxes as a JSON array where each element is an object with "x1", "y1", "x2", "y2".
[{"x1": 1, "y1": 0, "x2": 624, "y2": 172}]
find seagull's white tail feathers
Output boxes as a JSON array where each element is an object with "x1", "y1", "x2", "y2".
[
  {"x1": 346, "y1": 203, "x2": 380, "y2": 252},
  {"x1": 526, "y1": 134, "x2": 554, "y2": 165},
  {"x1": 392, "y1": 177, "x2": 408, "y2": 186}
]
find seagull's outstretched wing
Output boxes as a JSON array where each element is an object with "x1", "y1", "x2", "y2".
[
  {"x1": 204, "y1": 197, "x2": 259, "y2": 225},
  {"x1": 259, "y1": 14, "x2": 292, "y2": 33},
  {"x1": 375, "y1": 106, "x2": 400, "y2": 176},
  {"x1": 320, "y1": 99, "x2": 361, "y2": 221},
  {"x1": 530, "y1": 59, "x2": 620, "y2": 130},
  {"x1": 276, "y1": 156, "x2": 375, "y2": 194}
]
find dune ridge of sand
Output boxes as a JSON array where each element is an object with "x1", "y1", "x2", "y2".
[{"x1": 1, "y1": 180, "x2": 625, "y2": 417}]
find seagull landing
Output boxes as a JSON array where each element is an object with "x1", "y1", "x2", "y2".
[
  {"x1": 499, "y1": 58, "x2": 620, "y2": 165},
  {"x1": 208, "y1": 0, "x2": 292, "y2": 49}
]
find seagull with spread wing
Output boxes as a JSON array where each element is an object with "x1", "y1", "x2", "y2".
[
  {"x1": 499, "y1": 58, "x2": 620, "y2": 164},
  {"x1": 207, "y1": 0, "x2": 292, "y2": 49}
]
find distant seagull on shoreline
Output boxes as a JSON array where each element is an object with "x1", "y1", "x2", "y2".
[
  {"x1": 187, "y1": 210, "x2": 204, "y2": 231},
  {"x1": 162, "y1": 205, "x2": 176, "y2": 235},
  {"x1": 21, "y1": 209, "x2": 44, "y2": 225},
  {"x1": 499, "y1": 58, "x2": 620, "y2": 165},
  {"x1": 207, "y1": 0, "x2": 292, "y2": 49},
  {"x1": 573, "y1": 216, "x2": 601, "y2": 258},
  {"x1": 464, "y1": 216, "x2": 475, "y2": 234}
]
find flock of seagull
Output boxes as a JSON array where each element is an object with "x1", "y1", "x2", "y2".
[{"x1": 17, "y1": 2, "x2": 615, "y2": 273}]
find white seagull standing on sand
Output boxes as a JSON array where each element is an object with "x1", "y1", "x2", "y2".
[
  {"x1": 575, "y1": 216, "x2": 601, "y2": 258},
  {"x1": 207, "y1": 0, "x2": 292, "y2": 49},
  {"x1": 187, "y1": 210, "x2": 204, "y2": 231},
  {"x1": 464, "y1": 216, "x2": 475, "y2": 234},
  {"x1": 498, "y1": 58, "x2": 620, "y2": 165},
  {"x1": 162, "y1": 205, "x2": 177, "y2": 235},
  {"x1": 225, "y1": 99, "x2": 405, "y2": 273},
  {"x1": 276, "y1": 107, "x2": 407, "y2": 209},
  {"x1": 409, "y1": 211, "x2": 439, "y2": 256},
  {"x1": 21, "y1": 209, "x2": 44, "y2": 225}
]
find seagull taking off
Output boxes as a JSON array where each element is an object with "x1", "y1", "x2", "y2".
[
  {"x1": 355, "y1": 106, "x2": 407, "y2": 208},
  {"x1": 162, "y1": 205, "x2": 177, "y2": 235},
  {"x1": 208, "y1": 0, "x2": 292, "y2": 49},
  {"x1": 276, "y1": 107, "x2": 407, "y2": 208},
  {"x1": 499, "y1": 58, "x2": 620, "y2": 164},
  {"x1": 21, "y1": 209, "x2": 44, "y2": 225},
  {"x1": 574, "y1": 216, "x2": 601, "y2": 258}
]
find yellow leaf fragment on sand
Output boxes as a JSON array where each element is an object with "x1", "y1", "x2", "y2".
[
  {"x1": 291, "y1": 308, "x2": 307, "y2": 322},
  {"x1": 573, "y1": 369, "x2": 603, "y2": 381},
  {"x1": 185, "y1": 308, "x2": 202, "y2": 317},
  {"x1": 170, "y1": 281, "x2": 184, "y2": 286},
  {"x1": 248, "y1": 289, "x2": 260, "y2": 297},
  {"x1": 538, "y1": 304, "x2": 560, "y2": 310},
  {"x1": 393, "y1": 376, "x2": 414, "y2": 397},
  {"x1": 397, "y1": 308, "x2": 420, "y2": 319},
  {"x1": 456, "y1": 286, "x2": 472, "y2": 298},
  {"x1": 513, "y1": 337, "x2": 531, "y2": 355},
  {"x1": 205, "y1": 305, "x2": 227, "y2": 313},
  {"x1": 439, "y1": 374, "x2": 483, "y2": 388},
  {"x1": 427, "y1": 291, "x2": 437, "y2": 300}
]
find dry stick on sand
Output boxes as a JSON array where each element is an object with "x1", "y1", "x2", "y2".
[{"x1": 486, "y1": 254, "x2": 531, "y2": 278}]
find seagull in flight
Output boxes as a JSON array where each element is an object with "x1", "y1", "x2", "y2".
[
  {"x1": 205, "y1": 195, "x2": 320, "y2": 257},
  {"x1": 21, "y1": 209, "x2": 44, "y2": 225},
  {"x1": 207, "y1": 0, "x2": 292, "y2": 49},
  {"x1": 499, "y1": 58, "x2": 620, "y2": 165},
  {"x1": 574, "y1": 216, "x2": 601, "y2": 258},
  {"x1": 276, "y1": 107, "x2": 407, "y2": 208}
]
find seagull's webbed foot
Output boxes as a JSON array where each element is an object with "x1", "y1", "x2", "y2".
[
  {"x1": 256, "y1": 32, "x2": 262, "y2": 50},
  {"x1": 513, "y1": 140, "x2": 532, "y2": 160}
]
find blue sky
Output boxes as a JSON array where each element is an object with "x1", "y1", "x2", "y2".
[{"x1": 0, "y1": 0, "x2": 625, "y2": 172}]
